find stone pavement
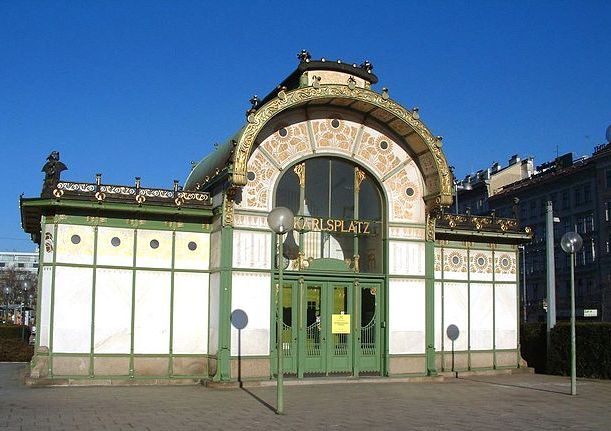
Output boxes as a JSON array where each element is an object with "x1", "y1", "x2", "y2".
[{"x1": 1, "y1": 363, "x2": 610, "y2": 430}]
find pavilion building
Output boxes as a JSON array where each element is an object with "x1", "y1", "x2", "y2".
[{"x1": 20, "y1": 52, "x2": 531, "y2": 384}]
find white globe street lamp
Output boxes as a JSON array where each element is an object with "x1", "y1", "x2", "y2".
[
  {"x1": 267, "y1": 207, "x2": 294, "y2": 415},
  {"x1": 560, "y1": 231, "x2": 583, "y2": 396}
]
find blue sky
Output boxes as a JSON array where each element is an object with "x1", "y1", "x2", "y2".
[{"x1": 1, "y1": 1, "x2": 610, "y2": 251}]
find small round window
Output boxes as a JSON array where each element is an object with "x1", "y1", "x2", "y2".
[
  {"x1": 247, "y1": 171, "x2": 256, "y2": 181},
  {"x1": 70, "y1": 234, "x2": 81, "y2": 245},
  {"x1": 501, "y1": 258, "x2": 510, "y2": 267},
  {"x1": 150, "y1": 239, "x2": 160, "y2": 249},
  {"x1": 278, "y1": 128, "x2": 288, "y2": 137},
  {"x1": 380, "y1": 140, "x2": 389, "y2": 150},
  {"x1": 331, "y1": 119, "x2": 340, "y2": 128},
  {"x1": 452, "y1": 255, "x2": 460, "y2": 265},
  {"x1": 111, "y1": 237, "x2": 121, "y2": 247},
  {"x1": 477, "y1": 257, "x2": 486, "y2": 266},
  {"x1": 405, "y1": 187, "x2": 415, "y2": 197},
  {"x1": 188, "y1": 241, "x2": 198, "y2": 251}
]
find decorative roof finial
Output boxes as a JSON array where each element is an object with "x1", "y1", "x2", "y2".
[
  {"x1": 297, "y1": 49, "x2": 311, "y2": 63},
  {"x1": 246, "y1": 95, "x2": 260, "y2": 117},
  {"x1": 360, "y1": 60, "x2": 373, "y2": 73},
  {"x1": 41, "y1": 151, "x2": 68, "y2": 198}
]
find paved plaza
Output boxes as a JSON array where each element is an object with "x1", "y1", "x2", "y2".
[{"x1": 1, "y1": 364, "x2": 610, "y2": 430}]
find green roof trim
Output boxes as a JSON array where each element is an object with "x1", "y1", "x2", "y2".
[{"x1": 184, "y1": 127, "x2": 244, "y2": 191}]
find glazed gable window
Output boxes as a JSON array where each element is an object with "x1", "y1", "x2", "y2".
[{"x1": 275, "y1": 157, "x2": 383, "y2": 273}]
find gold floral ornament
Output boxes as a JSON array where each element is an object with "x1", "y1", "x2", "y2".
[{"x1": 231, "y1": 84, "x2": 453, "y2": 210}]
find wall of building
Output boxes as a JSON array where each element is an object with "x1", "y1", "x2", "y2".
[
  {"x1": 33, "y1": 214, "x2": 211, "y2": 380},
  {"x1": 434, "y1": 241, "x2": 520, "y2": 370}
]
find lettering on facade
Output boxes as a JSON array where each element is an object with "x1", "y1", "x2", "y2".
[{"x1": 294, "y1": 216, "x2": 372, "y2": 235}]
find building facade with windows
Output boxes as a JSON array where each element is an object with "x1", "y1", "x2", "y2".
[
  {"x1": 456, "y1": 144, "x2": 611, "y2": 322},
  {"x1": 20, "y1": 54, "x2": 531, "y2": 384},
  {"x1": 0, "y1": 251, "x2": 39, "y2": 274}
]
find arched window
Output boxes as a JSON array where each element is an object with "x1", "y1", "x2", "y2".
[{"x1": 276, "y1": 157, "x2": 383, "y2": 273}]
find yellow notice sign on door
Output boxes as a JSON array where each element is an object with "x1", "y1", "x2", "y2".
[{"x1": 332, "y1": 314, "x2": 351, "y2": 334}]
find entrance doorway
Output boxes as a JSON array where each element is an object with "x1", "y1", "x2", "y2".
[{"x1": 278, "y1": 278, "x2": 382, "y2": 377}]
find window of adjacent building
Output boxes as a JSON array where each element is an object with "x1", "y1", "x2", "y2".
[
  {"x1": 606, "y1": 169, "x2": 611, "y2": 188},
  {"x1": 530, "y1": 200, "x2": 537, "y2": 218},
  {"x1": 605, "y1": 202, "x2": 611, "y2": 222},
  {"x1": 574, "y1": 187, "x2": 583, "y2": 206},
  {"x1": 562, "y1": 190, "x2": 570, "y2": 209},
  {"x1": 583, "y1": 184, "x2": 591, "y2": 203}
]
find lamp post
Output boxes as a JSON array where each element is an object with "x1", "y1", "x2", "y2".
[
  {"x1": 560, "y1": 231, "x2": 583, "y2": 396},
  {"x1": 21, "y1": 281, "x2": 29, "y2": 340},
  {"x1": 3, "y1": 286, "x2": 10, "y2": 324},
  {"x1": 267, "y1": 206, "x2": 294, "y2": 415}
]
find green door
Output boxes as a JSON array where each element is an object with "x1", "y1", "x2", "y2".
[
  {"x1": 277, "y1": 278, "x2": 382, "y2": 377},
  {"x1": 357, "y1": 282, "x2": 382, "y2": 374},
  {"x1": 298, "y1": 280, "x2": 354, "y2": 375},
  {"x1": 281, "y1": 282, "x2": 298, "y2": 374}
]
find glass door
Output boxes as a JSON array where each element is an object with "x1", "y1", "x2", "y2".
[
  {"x1": 281, "y1": 282, "x2": 297, "y2": 374},
  {"x1": 358, "y1": 282, "x2": 381, "y2": 373},
  {"x1": 301, "y1": 282, "x2": 325, "y2": 374},
  {"x1": 326, "y1": 282, "x2": 353, "y2": 373}
]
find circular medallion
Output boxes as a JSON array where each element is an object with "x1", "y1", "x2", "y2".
[
  {"x1": 70, "y1": 234, "x2": 81, "y2": 245},
  {"x1": 247, "y1": 171, "x2": 256, "y2": 181},
  {"x1": 111, "y1": 237, "x2": 121, "y2": 247},
  {"x1": 380, "y1": 140, "x2": 389, "y2": 150},
  {"x1": 405, "y1": 187, "x2": 415, "y2": 197},
  {"x1": 278, "y1": 128, "x2": 288, "y2": 137},
  {"x1": 188, "y1": 241, "x2": 197, "y2": 251},
  {"x1": 331, "y1": 119, "x2": 340, "y2": 128},
  {"x1": 150, "y1": 239, "x2": 160, "y2": 249}
]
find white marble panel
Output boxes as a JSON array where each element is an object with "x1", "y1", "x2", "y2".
[
  {"x1": 232, "y1": 229, "x2": 271, "y2": 270},
  {"x1": 133, "y1": 270, "x2": 171, "y2": 354},
  {"x1": 209, "y1": 231, "x2": 221, "y2": 270},
  {"x1": 208, "y1": 272, "x2": 220, "y2": 355},
  {"x1": 388, "y1": 279, "x2": 425, "y2": 354},
  {"x1": 230, "y1": 272, "x2": 271, "y2": 356},
  {"x1": 43, "y1": 223, "x2": 55, "y2": 263},
  {"x1": 55, "y1": 224, "x2": 95, "y2": 265},
  {"x1": 388, "y1": 226, "x2": 426, "y2": 240},
  {"x1": 434, "y1": 282, "x2": 442, "y2": 351},
  {"x1": 174, "y1": 231, "x2": 210, "y2": 270},
  {"x1": 442, "y1": 248, "x2": 469, "y2": 281},
  {"x1": 94, "y1": 268, "x2": 132, "y2": 354},
  {"x1": 53, "y1": 266, "x2": 93, "y2": 353},
  {"x1": 233, "y1": 213, "x2": 269, "y2": 229},
  {"x1": 470, "y1": 283, "x2": 493, "y2": 350},
  {"x1": 495, "y1": 283, "x2": 517, "y2": 350},
  {"x1": 135, "y1": 229, "x2": 172, "y2": 269},
  {"x1": 173, "y1": 272, "x2": 209, "y2": 354},
  {"x1": 39, "y1": 266, "x2": 53, "y2": 348},
  {"x1": 388, "y1": 241, "x2": 425, "y2": 276},
  {"x1": 443, "y1": 282, "x2": 468, "y2": 351},
  {"x1": 469, "y1": 250, "x2": 493, "y2": 282},
  {"x1": 96, "y1": 227, "x2": 134, "y2": 267}
]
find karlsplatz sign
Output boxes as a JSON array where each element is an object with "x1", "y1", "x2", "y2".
[{"x1": 294, "y1": 216, "x2": 374, "y2": 235}]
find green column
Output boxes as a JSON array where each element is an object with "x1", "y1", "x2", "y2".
[
  {"x1": 214, "y1": 213, "x2": 233, "y2": 382},
  {"x1": 425, "y1": 238, "x2": 437, "y2": 376}
]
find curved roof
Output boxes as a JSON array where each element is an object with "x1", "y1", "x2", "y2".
[
  {"x1": 185, "y1": 56, "x2": 453, "y2": 209},
  {"x1": 184, "y1": 128, "x2": 242, "y2": 190}
]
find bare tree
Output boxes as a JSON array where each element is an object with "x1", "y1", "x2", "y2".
[{"x1": 0, "y1": 268, "x2": 37, "y2": 324}]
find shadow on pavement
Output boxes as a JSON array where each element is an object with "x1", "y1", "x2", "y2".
[
  {"x1": 458, "y1": 376, "x2": 571, "y2": 396},
  {"x1": 240, "y1": 387, "x2": 277, "y2": 413}
]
